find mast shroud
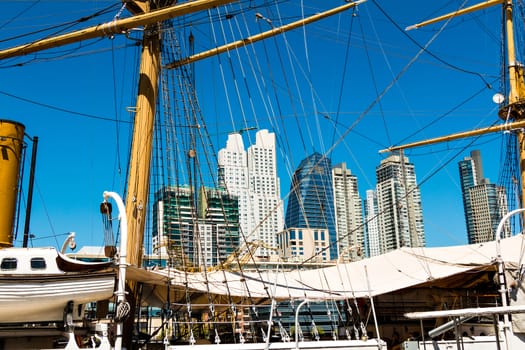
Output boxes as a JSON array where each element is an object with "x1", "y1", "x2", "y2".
[
  {"x1": 385, "y1": 0, "x2": 525, "y2": 207},
  {"x1": 0, "y1": 0, "x2": 238, "y2": 60},
  {"x1": 165, "y1": 0, "x2": 367, "y2": 68}
]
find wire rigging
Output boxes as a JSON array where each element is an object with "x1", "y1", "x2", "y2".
[
  {"x1": 0, "y1": 0, "x2": 41, "y2": 31},
  {"x1": 371, "y1": 0, "x2": 494, "y2": 89},
  {"x1": 330, "y1": 5, "x2": 357, "y2": 149},
  {"x1": 0, "y1": 2, "x2": 120, "y2": 45}
]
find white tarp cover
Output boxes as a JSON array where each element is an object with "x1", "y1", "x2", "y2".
[{"x1": 126, "y1": 235, "x2": 525, "y2": 301}]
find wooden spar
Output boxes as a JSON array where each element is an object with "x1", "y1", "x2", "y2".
[
  {"x1": 379, "y1": 119, "x2": 525, "y2": 153},
  {"x1": 0, "y1": 0, "x2": 237, "y2": 60},
  {"x1": 405, "y1": 0, "x2": 504, "y2": 31},
  {"x1": 385, "y1": 0, "x2": 525, "y2": 207},
  {"x1": 165, "y1": 0, "x2": 367, "y2": 69}
]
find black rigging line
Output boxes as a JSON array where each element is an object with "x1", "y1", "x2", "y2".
[
  {"x1": 412, "y1": 120, "x2": 502, "y2": 190},
  {"x1": 330, "y1": 4, "x2": 357, "y2": 150},
  {"x1": 357, "y1": 6, "x2": 392, "y2": 147},
  {"x1": 259, "y1": 8, "x2": 310, "y2": 158},
  {"x1": 371, "y1": 0, "x2": 494, "y2": 90},
  {"x1": 0, "y1": 3, "x2": 121, "y2": 68},
  {"x1": 393, "y1": 77, "x2": 500, "y2": 148},
  {"x1": 0, "y1": 37, "x2": 127, "y2": 68},
  {"x1": 0, "y1": 2, "x2": 120, "y2": 45},
  {"x1": 402, "y1": 134, "x2": 500, "y2": 157},
  {"x1": 0, "y1": 0, "x2": 41, "y2": 31},
  {"x1": 323, "y1": 113, "x2": 388, "y2": 149},
  {"x1": 0, "y1": 88, "x2": 128, "y2": 123}
]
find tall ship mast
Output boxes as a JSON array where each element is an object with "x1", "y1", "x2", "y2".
[
  {"x1": 3, "y1": 1, "x2": 525, "y2": 350},
  {"x1": 0, "y1": 1, "x2": 369, "y2": 349},
  {"x1": 382, "y1": 0, "x2": 525, "y2": 208},
  {"x1": 0, "y1": 0, "x2": 363, "y2": 268}
]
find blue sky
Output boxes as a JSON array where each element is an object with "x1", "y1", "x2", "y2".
[{"x1": 0, "y1": 1, "x2": 510, "y2": 251}]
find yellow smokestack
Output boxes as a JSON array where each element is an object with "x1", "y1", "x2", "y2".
[{"x1": 0, "y1": 120, "x2": 25, "y2": 247}]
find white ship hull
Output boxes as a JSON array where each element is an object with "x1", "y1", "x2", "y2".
[
  {"x1": 0, "y1": 272, "x2": 115, "y2": 323},
  {"x1": 0, "y1": 247, "x2": 115, "y2": 325}
]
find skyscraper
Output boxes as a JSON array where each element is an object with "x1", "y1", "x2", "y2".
[
  {"x1": 218, "y1": 129, "x2": 284, "y2": 259},
  {"x1": 375, "y1": 153, "x2": 425, "y2": 254},
  {"x1": 364, "y1": 189, "x2": 380, "y2": 257},
  {"x1": 285, "y1": 152, "x2": 338, "y2": 260},
  {"x1": 469, "y1": 184, "x2": 508, "y2": 242},
  {"x1": 458, "y1": 150, "x2": 481, "y2": 241},
  {"x1": 332, "y1": 162, "x2": 364, "y2": 262},
  {"x1": 458, "y1": 150, "x2": 509, "y2": 244},
  {"x1": 218, "y1": 133, "x2": 249, "y2": 239},
  {"x1": 247, "y1": 130, "x2": 284, "y2": 258}
]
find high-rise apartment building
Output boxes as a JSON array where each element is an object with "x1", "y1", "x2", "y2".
[
  {"x1": 364, "y1": 189, "x2": 380, "y2": 258},
  {"x1": 469, "y1": 184, "x2": 508, "y2": 242},
  {"x1": 458, "y1": 150, "x2": 481, "y2": 241},
  {"x1": 458, "y1": 150, "x2": 509, "y2": 244},
  {"x1": 332, "y1": 163, "x2": 364, "y2": 262},
  {"x1": 375, "y1": 153, "x2": 425, "y2": 254},
  {"x1": 152, "y1": 186, "x2": 239, "y2": 269},
  {"x1": 218, "y1": 129, "x2": 284, "y2": 259},
  {"x1": 218, "y1": 133, "x2": 249, "y2": 240},
  {"x1": 284, "y1": 152, "x2": 338, "y2": 260}
]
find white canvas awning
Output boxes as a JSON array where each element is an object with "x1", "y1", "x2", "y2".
[{"x1": 125, "y1": 235, "x2": 525, "y2": 304}]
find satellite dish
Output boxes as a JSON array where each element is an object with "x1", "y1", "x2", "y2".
[{"x1": 493, "y1": 93, "x2": 505, "y2": 104}]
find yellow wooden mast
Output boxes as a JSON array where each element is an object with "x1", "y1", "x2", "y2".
[
  {"x1": 0, "y1": 120, "x2": 25, "y2": 247},
  {"x1": 382, "y1": 0, "x2": 525, "y2": 206},
  {"x1": 501, "y1": 0, "x2": 525, "y2": 209},
  {"x1": 0, "y1": 0, "x2": 366, "y2": 264},
  {"x1": 124, "y1": 18, "x2": 160, "y2": 270},
  {"x1": 0, "y1": 0, "x2": 238, "y2": 259},
  {"x1": 0, "y1": 0, "x2": 368, "y2": 346}
]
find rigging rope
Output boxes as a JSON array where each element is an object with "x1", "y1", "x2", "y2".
[
  {"x1": 330, "y1": 5, "x2": 358, "y2": 149},
  {"x1": 372, "y1": 0, "x2": 493, "y2": 89},
  {"x1": 158, "y1": 14, "x2": 282, "y2": 343},
  {"x1": 0, "y1": 2, "x2": 120, "y2": 45}
]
